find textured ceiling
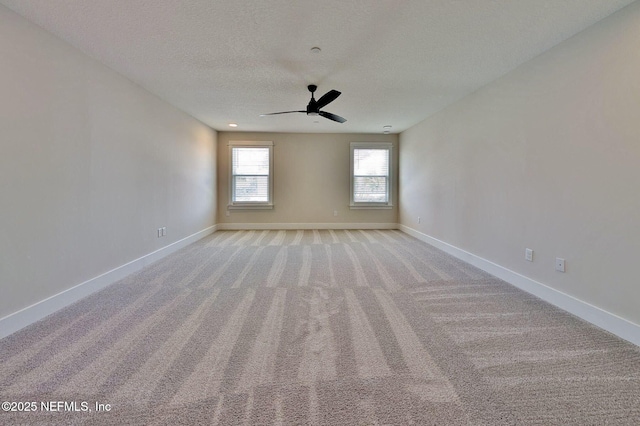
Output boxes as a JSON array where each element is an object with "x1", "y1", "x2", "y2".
[{"x1": 0, "y1": 0, "x2": 635, "y2": 133}]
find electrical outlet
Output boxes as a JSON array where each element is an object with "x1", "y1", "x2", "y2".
[
  {"x1": 162, "y1": 227, "x2": 166, "y2": 236},
  {"x1": 225, "y1": 210, "x2": 230, "y2": 217},
  {"x1": 157, "y1": 228, "x2": 162, "y2": 238},
  {"x1": 333, "y1": 210, "x2": 338, "y2": 217},
  {"x1": 555, "y1": 257, "x2": 565, "y2": 272},
  {"x1": 525, "y1": 248, "x2": 533, "y2": 262}
]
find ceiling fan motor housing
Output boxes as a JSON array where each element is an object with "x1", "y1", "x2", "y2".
[{"x1": 307, "y1": 85, "x2": 318, "y2": 114}]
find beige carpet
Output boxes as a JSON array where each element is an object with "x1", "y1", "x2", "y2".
[{"x1": 1, "y1": 230, "x2": 639, "y2": 425}]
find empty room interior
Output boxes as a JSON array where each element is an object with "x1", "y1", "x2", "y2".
[{"x1": 1, "y1": 1, "x2": 640, "y2": 424}]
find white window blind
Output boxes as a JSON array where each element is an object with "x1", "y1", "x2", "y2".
[
  {"x1": 231, "y1": 147, "x2": 270, "y2": 203},
  {"x1": 353, "y1": 148, "x2": 390, "y2": 203}
]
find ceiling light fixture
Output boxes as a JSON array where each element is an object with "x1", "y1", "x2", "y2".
[
  {"x1": 310, "y1": 47, "x2": 321, "y2": 54},
  {"x1": 228, "y1": 123, "x2": 238, "y2": 127},
  {"x1": 383, "y1": 125, "x2": 392, "y2": 134}
]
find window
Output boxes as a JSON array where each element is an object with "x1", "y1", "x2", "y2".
[
  {"x1": 350, "y1": 142, "x2": 393, "y2": 208},
  {"x1": 229, "y1": 141, "x2": 273, "y2": 209}
]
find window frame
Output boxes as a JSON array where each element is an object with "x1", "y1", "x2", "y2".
[
  {"x1": 228, "y1": 140, "x2": 274, "y2": 210},
  {"x1": 349, "y1": 142, "x2": 393, "y2": 209}
]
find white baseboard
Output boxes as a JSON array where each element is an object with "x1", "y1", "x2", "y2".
[
  {"x1": 400, "y1": 225, "x2": 640, "y2": 347},
  {"x1": 217, "y1": 222, "x2": 399, "y2": 230},
  {"x1": 0, "y1": 224, "x2": 218, "y2": 340}
]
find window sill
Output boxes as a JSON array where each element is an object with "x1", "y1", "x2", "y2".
[
  {"x1": 349, "y1": 204, "x2": 393, "y2": 210},
  {"x1": 228, "y1": 204, "x2": 274, "y2": 210}
]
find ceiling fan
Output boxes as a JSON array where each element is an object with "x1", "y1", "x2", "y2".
[{"x1": 260, "y1": 85, "x2": 346, "y2": 123}]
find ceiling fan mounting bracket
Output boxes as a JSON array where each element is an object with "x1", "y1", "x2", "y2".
[{"x1": 307, "y1": 84, "x2": 317, "y2": 94}]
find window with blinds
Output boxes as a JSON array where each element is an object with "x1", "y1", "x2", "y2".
[
  {"x1": 229, "y1": 141, "x2": 273, "y2": 208},
  {"x1": 350, "y1": 142, "x2": 392, "y2": 207}
]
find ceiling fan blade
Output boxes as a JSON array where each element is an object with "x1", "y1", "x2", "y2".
[
  {"x1": 315, "y1": 90, "x2": 341, "y2": 109},
  {"x1": 319, "y1": 111, "x2": 346, "y2": 123},
  {"x1": 260, "y1": 110, "x2": 306, "y2": 116}
]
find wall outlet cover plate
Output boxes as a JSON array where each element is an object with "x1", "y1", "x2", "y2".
[{"x1": 525, "y1": 248, "x2": 533, "y2": 262}]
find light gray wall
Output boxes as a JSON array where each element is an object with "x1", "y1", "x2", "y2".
[
  {"x1": 399, "y1": 3, "x2": 640, "y2": 325},
  {"x1": 217, "y1": 132, "x2": 398, "y2": 226},
  {"x1": 0, "y1": 6, "x2": 217, "y2": 319}
]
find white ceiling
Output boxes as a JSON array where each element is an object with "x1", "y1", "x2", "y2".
[{"x1": 1, "y1": 0, "x2": 635, "y2": 133}]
